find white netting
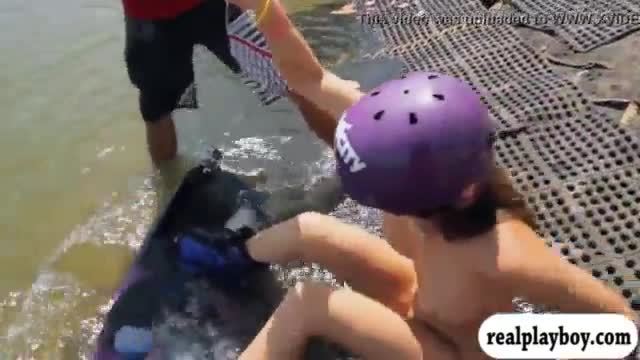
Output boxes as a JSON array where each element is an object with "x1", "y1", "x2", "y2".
[{"x1": 178, "y1": 7, "x2": 288, "y2": 109}]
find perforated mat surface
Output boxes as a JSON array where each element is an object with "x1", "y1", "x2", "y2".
[
  {"x1": 510, "y1": 0, "x2": 640, "y2": 52},
  {"x1": 356, "y1": 0, "x2": 640, "y2": 307},
  {"x1": 389, "y1": 25, "x2": 592, "y2": 130}
]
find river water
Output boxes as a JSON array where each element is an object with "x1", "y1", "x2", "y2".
[{"x1": 0, "y1": 0, "x2": 403, "y2": 357}]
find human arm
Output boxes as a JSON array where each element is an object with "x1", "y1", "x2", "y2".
[
  {"x1": 245, "y1": 212, "x2": 417, "y2": 316},
  {"x1": 493, "y1": 222, "x2": 637, "y2": 320},
  {"x1": 287, "y1": 90, "x2": 343, "y2": 146},
  {"x1": 229, "y1": 0, "x2": 364, "y2": 125}
]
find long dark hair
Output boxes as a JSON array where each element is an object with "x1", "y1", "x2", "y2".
[{"x1": 431, "y1": 164, "x2": 537, "y2": 241}]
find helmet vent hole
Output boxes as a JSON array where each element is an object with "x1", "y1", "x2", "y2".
[
  {"x1": 371, "y1": 91, "x2": 380, "y2": 97},
  {"x1": 373, "y1": 110, "x2": 385, "y2": 120},
  {"x1": 428, "y1": 75, "x2": 438, "y2": 80},
  {"x1": 433, "y1": 94, "x2": 445, "y2": 101},
  {"x1": 409, "y1": 113, "x2": 418, "y2": 125},
  {"x1": 404, "y1": 89, "x2": 410, "y2": 94}
]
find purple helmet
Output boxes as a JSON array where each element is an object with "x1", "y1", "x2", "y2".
[{"x1": 334, "y1": 71, "x2": 496, "y2": 217}]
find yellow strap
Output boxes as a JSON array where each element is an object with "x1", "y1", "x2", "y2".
[{"x1": 255, "y1": 0, "x2": 273, "y2": 26}]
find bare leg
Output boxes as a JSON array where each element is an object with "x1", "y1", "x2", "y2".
[
  {"x1": 145, "y1": 114, "x2": 178, "y2": 165},
  {"x1": 239, "y1": 282, "x2": 423, "y2": 360},
  {"x1": 407, "y1": 320, "x2": 460, "y2": 360}
]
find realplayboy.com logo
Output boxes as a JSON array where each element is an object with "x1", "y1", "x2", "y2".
[{"x1": 478, "y1": 313, "x2": 638, "y2": 359}]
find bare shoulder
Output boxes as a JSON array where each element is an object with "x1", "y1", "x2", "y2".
[
  {"x1": 496, "y1": 218, "x2": 549, "y2": 257},
  {"x1": 468, "y1": 218, "x2": 551, "y2": 279}
]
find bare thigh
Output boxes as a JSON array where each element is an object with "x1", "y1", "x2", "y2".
[
  {"x1": 409, "y1": 321, "x2": 496, "y2": 360},
  {"x1": 407, "y1": 320, "x2": 460, "y2": 360},
  {"x1": 240, "y1": 282, "x2": 423, "y2": 360}
]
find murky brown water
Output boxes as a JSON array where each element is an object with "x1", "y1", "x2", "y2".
[{"x1": 0, "y1": 0, "x2": 403, "y2": 357}]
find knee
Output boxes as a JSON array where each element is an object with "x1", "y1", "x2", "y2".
[
  {"x1": 281, "y1": 282, "x2": 334, "y2": 335},
  {"x1": 283, "y1": 281, "x2": 332, "y2": 308},
  {"x1": 289, "y1": 281, "x2": 333, "y2": 299},
  {"x1": 282, "y1": 211, "x2": 321, "y2": 242},
  {"x1": 292, "y1": 211, "x2": 331, "y2": 250}
]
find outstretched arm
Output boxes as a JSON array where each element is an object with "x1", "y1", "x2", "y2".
[
  {"x1": 231, "y1": 0, "x2": 364, "y2": 128},
  {"x1": 246, "y1": 212, "x2": 417, "y2": 316}
]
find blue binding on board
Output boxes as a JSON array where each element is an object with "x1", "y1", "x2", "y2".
[{"x1": 94, "y1": 152, "x2": 344, "y2": 359}]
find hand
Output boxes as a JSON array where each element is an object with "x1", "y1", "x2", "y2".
[
  {"x1": 177, "y1": 227, "x2": 266, "y2": 276},
  {"x1": 343, "y1": 78, "x2": 361, "y2": 91},
  {"x1": 323, "y1": 70, "x2": 361, "y2": 91},
  {"x1": 330, "y1": 3, "x2": 356, "y2": 15}
]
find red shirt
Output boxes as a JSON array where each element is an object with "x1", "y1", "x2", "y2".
[{"x1": 123, "y1": 0, "x2": 203, "y2": 20}]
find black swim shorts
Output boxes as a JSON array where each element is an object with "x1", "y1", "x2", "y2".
[{"x1": 124, "y1": 1, "x2": 243, "y2": 122}]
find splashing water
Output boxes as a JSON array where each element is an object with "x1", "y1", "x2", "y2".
[
  {"x1": 0, "y1": 174, "x2": 160, "y2": 358},
  {"x1": 0, "y1": 7, "x2": 406, "y2": 357},
  {"x1": 0, "y1": 141, "x2": 368, "y2": 358},
  {"x1": 220, "y1": 136, "x2": 292, "y2": 161}
]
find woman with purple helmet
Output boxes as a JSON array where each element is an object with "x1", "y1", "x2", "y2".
[{"x1": 197, "y1": 0, "x2": 639, "y2": 358}]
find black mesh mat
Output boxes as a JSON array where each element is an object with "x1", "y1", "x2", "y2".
[
  {"x1": 496, "y1": 114, "x2": 640, "y2": 265},
  {"x1": 356, "y1": 0, "x2": 640, "y2": 307},
  {"x1": 383, "y1": 23, "x2": 593, "y2": 131},
  {"x1": 359, "y1": 0, "x2": 487, "y2": 48},
  {"x1": 510, "y1": 0, "x2": 640, "y2": 52}
]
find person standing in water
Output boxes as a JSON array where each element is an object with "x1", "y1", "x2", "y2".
[
  {"x1": 188, "y1": 0, "x2": 639, "y2": 358},
  {"x1": 121, "y1": 0, "x2": 340, "y2": 164}
]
